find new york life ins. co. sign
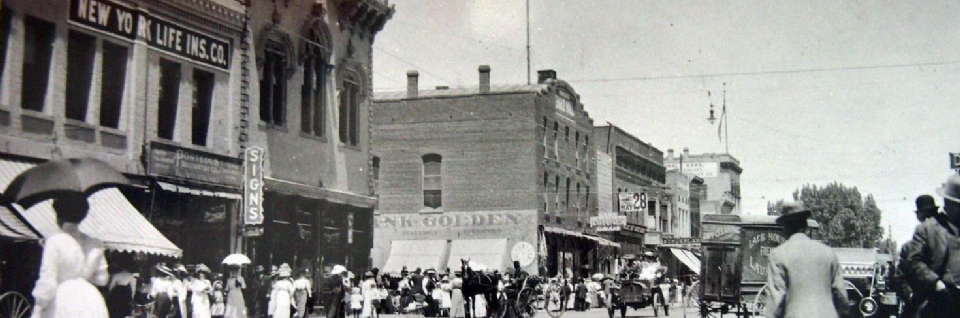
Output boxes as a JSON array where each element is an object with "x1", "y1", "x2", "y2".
[
  {"x1": 68, "y1": 0, "x2": 231, "y2": 70},
  {"x1": 243, "y1": 147, "x2": 265, "y2": 227}
]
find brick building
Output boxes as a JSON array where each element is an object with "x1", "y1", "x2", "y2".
[
  {"x1": 664, "y1": 148, "x2": 742, "y2": 215},
  {"x1": 0, "y1": 0, "x2": 250, "y2": 278},
  {"x1": 245, "y1": 0, "x2": 392, "y2": 276},
  {"x1": 593, "y1": 124, "x2": 667, "y2": 255},
  {"x1": 371, "y1": 67, "x2": 618, "y2": 276}
]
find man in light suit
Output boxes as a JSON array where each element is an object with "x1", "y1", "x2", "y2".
[{"x1": 765, "y1": 203, "x2": 849, "y2": 318}]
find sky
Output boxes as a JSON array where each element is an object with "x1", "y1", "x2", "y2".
[{"x1": 370, "y1": 0, "x2": 960, "y2": 246}]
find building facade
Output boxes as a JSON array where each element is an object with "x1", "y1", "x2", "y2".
[
  {"x1": 665, "y1": 170, "x2": 691, "y2": 237},
  {"x1": 371, "y1": 68, "x2": 616, "y2": 277},
  {"x1": 246, "y1": 0, "x2": 392, "y2": 276},
  {"x1": 0, "y1": 0, "x2": 247, "y2": 269},
  {"x1": 689, "y1": 176, "x2": 705, "y2": 237},
  {"x1": 664, "y1": 148, "x2": 742, "y2": 215},
  {"x1": 592, "y1": 125, "x2": 667, "y2": 255}
]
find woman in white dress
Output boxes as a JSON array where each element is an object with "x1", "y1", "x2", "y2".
[
  {"x1": 268, "y1": 263, "x2": 295, "y2": 318},
  {"x1": 292, "y1": 270, "x2": 313, "y2": 318},
  {"x1": 31, "y1": 194, "x2": 109, "y2": 318},
  {"x1": 190, "y1": 265, "x2": 213, "y2": 318},
  {"x1": 439, "y1": 276, "x2": 452, "y2": 317},
  {"x1": 360, "y1": 272, "x2": 376, "y2": 318}
]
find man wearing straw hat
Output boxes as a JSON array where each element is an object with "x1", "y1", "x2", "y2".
[
  {"x1": 765, "y1": 202, "x2": 849, "y2": 318},
  {"x1": 901, "y1": 175, "x2": 960, "y2": 318}
]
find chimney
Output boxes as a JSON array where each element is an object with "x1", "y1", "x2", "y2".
[
  {"x1": 479, "y1": 65, "x2": 491, "y2": 93},
  {"x1": 667, "y1": 149, "x2": 674, "y2": 159},
  {"x1": 683, "y1": 147, "x2": 690, "y2": 157},
  {"x1": 537, "y1": 69, "x2": 557, "y2": 84},
  {"x1": 406, "y1": 70, "x2": 419, "y2": 98}
]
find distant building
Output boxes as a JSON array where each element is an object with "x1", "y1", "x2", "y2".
[
  {"x1": 371, "y1": 67, "x2": 616, "y2": 277},
  {"x1": 666, "y1": 170, "x2": 691, "y2": 237},
  {"x1": 664, "y1": 148, "x2": 742, "y2": 215},
  {"x1": 689, "y1": 176, "x2": 705, "y2": 237},
  {"x1": 593, "y1": 125, "x2": 668, "y2": 255}
]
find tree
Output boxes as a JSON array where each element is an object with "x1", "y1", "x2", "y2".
[{"x1": 766, "y1": 182, "x2": 885, "y2": 248}]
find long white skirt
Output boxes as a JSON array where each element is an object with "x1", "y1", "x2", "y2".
[{"x1": 44, "y1": 278, "x2": 108, "y2": 318}]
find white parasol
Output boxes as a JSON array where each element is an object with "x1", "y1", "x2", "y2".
[{"x1": 222, "y1": 254, "x2": 252, "y2": 266}]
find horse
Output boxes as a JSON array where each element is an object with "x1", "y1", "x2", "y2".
[{"x1": 460, "y1": 259, "x2": 501, "y2": 318}]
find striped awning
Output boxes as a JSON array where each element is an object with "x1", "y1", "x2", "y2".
[{"x1": 0, "y1": 158, "x2": 182, "y2": 257}]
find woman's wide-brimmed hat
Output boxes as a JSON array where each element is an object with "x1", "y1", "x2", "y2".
[
  {"x1": 331, "y1": 265, "x2": 347, "y2": 275},
  {"x1": 173, "y1": 264, "x2": 188, "y2": 273},
  {"x1": 775, "y1": 202, "x2": 812, "y2": 225},
  {"x1": 195, "y1": 264, "x2": 211, "y2": 274},
  {"x1": 155, "y1": 264, "x2": 175, "y2": 277},
  {"x1": 938, "y1": 174, "x2": 960, "y2": 204},
  {"x1": 278, "y1": 263, "x2": 292, "y2": 277},
  {"x1": 364, "y1": 271, "x2": 374, "y2": 278}
]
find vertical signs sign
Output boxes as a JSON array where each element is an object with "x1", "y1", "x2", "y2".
[{"x1": 244, "y1": 147, "x2": 265, "y2": 227}]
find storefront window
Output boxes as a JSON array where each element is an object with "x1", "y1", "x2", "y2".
[
  {"x1": 423, "y1": 154, "x2": 442, "y2": 209},
  {"x1": 191, "y1": 69, "x2": 215, "y2": 146},
  {"x1": 65, "y1": 31, "x2": 96, "y2": 121},
  {"x1": 22, "y1": 16, "x2": 55, "y2": 112},
  {"x1": 99, "y1": 41, "x2": 128, "y2": 129},
  {"x1": 157, "y1": 58, "x2": 181, "y2": 140}
]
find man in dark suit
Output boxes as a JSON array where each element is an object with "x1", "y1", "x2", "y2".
[
  {"x1": 765, "y1": 202, "x2": 849, "y2": 318},
  {"x1": 898, "y1": 194, "x2": 941, "y2": 318},
  {"x1": 901, "y1": 175, "x2": 960, "y2": 318}
]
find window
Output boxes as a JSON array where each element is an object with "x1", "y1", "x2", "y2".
[
  {"x1": 99, "y1": 42, "x2": 129, "y2": 129},
  {"x1": 65, "y1": 31, "x2": 97, "y2": 121},
  {"x1": 575, "y1": 132, "x2": 580, "y2": 166},
  {"x1": 583, "y1": 136, "x2": 589, "y2": 168},
  {"x1": 423, "y1": 154, "x2": 442, "y2": 209},
  {"x1": 301, "y1": 39, "x2": 326, "y2": 136},
  {"x1": 191, "y1": 69, "x2": 215, "y2": 146},
  {"x1": 565, "y1": 177, "x2": 571, "y2": 214},
  {"x1": 552, "y1": 122, "x2": 559, "y2": 158},
  {"x1": 576, "y1": 183, "x2": 581, "y2": 219},
  {"x1": 585, "y1": 186, "x2": 590, "y2": 214},
  {"x1": 157, "y1": 59, "x2": 181, "y2": 140},
  {"x1": 260, "y1": 42, "x2": 287, "y2": 126},
  {"x1": 564, "y1": 126, "x2": 569, "y2": 143},
  {"x1": 543, "y1": 172, "x2": 549, "y2": 214},
  {"x1": 541, "y1": 117, "x2": 548, "y2": 149},
  {"x1": 0, "y1": 6, "x2": 12, "y2": 86},
  {"x1": 340, "y1": 73, "x2": 361, "y2": 145},
  {"x1": 554, "y1": 175, "x2": 560, "y2": 213},
  {"x1": 22, "y1": 16, "x2": 56, "y2": 112}
]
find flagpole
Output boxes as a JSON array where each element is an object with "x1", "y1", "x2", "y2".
[{"x1": 723, "y1": 82, "x2": 729, "y2": 154}]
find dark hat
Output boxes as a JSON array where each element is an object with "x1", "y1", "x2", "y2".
[
  {"x1": 776, "y1": 202, "x2": 811, "y2": 225},
  {"x1": 938, "y1": 174, "x2": 960, "y2": 204},
  {"x1": 915, "y1": 194, "x2": 939, "y2": 213}
]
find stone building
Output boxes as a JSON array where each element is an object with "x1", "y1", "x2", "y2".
[
  {"x1": 245, "y1": 0, "x2": 392, "y2": 275},
  {"x1": 593, "y1": 124, "x2": 668, "y2": 254},
  {"x1": 664, "y1": 148, "x2": 742, "y2": 215},
  {"x1": 0, "y1": 0, "x2": 249, "y2": 273},
  {"x1": 371, "y1": 67, "x2": 618, "y2": 276}
]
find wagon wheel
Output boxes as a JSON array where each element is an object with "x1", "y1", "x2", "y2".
[
  {"x1": 516, "y1": 287, "x2": 537, "y2": 318},
  {"x1": 0, "y1": 291, "x2": 31, "y2": 318},
  {"x1": 687, "y1": 281, "x2": 702, "y2": 308},
  {"x1": 544, "y1": 283, "x2": 565, "y2": 318},
  {"x1": 752, "y1": 284, "x2": 769, "y2": 316}
]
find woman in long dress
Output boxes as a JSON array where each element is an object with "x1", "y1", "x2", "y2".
[
  {"x1": 293, "y1": 270, "x2": 313, "y2": 318},
  {"x1": 223, "y1": 266, "x2": 247, "y2": 318},
  {"x1": 30, "y1": 194, "x2": 109, "y2": 318},
  {"x1": 269, "y1": 263, "x2": 295, "y2": 318},
  {"x1": 190, "y1": 267, "x2": 213, "y2": 318},
  {"x1": 150, "y1": 265, "x2": 177, "y2": 318},
  {"x1": 106, "y1": 266, "x2": 137, "y2": 318},
  {"x1": 448, "y1": 276, "x2": 465, "y2": 318},
  {"x1": 360, "y1": 272, "x2": 376, "y2": 318}
]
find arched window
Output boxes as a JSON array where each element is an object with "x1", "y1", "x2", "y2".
[
  {"x1": 576, "y1": 182, "x2": 581, "y2": 219},
  {"x1": 554, "y1": 175, "x2": 560, "y2": 214},
  {"x1": 543, "y1": 172, "x2": 550, "y2": 214},
  {"x1": 565, "y1": 178, "x2": 571, "y2": 214},
  {"x1": 260, "y1": 40, "x2": 288, "y2": 126},
  {"x1": 422, "y1": 154, "x2": 442, "y2": 209},
  {"x1": 301, "y1": 24, "x2": 330, "y2": 137},
  {"x1": 552, "y1": 122, "x2": 559, "y2": 158},
  {"x1": 340, "y1": 71, "x2": 362, "y2": 145}
]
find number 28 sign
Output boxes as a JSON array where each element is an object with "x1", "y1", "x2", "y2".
[{"x1": 244, "y1": 147, "x2": 265, "y2": 225}]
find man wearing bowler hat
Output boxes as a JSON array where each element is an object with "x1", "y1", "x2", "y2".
[
  {"x1": 765, "y1": 202, "x2": 849, "y2": 318},
  {"x1": 896, "y1": 194, "x2": 941, "y2": 317},
  {"x1": 915, "y1": 194, "x2": 940, "y2": 222},
  {"x1": 901, "y1": 175, "x2": 960, "y2": 318}
]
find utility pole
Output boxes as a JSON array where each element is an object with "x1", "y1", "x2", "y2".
[
  {"x1": 526, "y1": 0, "x2": 531, "y2": 85},
  {"x1": 723, "y1": 82, "x2": 729, "y2": 154}
]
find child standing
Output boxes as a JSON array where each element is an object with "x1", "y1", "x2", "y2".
[
  {"x1": 211, "y1": 274, "x2": 225, "y2": 318},
  {"x1": 351, "y1": 287, "x2": 363, "y2": 318}
]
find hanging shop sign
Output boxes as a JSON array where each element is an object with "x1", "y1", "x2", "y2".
[
  {"x1": 662, "y1": 237, "x2": 701, "y2": 245},
  {"x1": 243, "y1": 147, "x2": 265, "y2": 226},
  {"x1": 589, "y1": 214, "x2": 627, "y2": 232},
  {"x1": 68, "y1": 0, "x2": 232, "y2": 70},
  {"x1": 618, "y1": 192, "x2": 646, "y2": 213},
  {"x1": 147, "y1": 142, "x2": 243, "y2": 186}
]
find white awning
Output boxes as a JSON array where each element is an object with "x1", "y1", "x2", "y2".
[
  {"x1": 545, "y1": 226, "x2": 621, "y2": 248},
  {"x1": 0, "y1": 158, "x2": 182, "y2": 257},
  {"x1": 382, "y1": 240, "x2": 447, "y2": 273},
  {"x1": 670, "y1": 248, "x2": 700, "y2": 275},
  {"x1": 682, "y1": 249, "x2": 701, "y2": 273},
  {"x1": 446, "y1": 239, "x2": 508, "y2": 272},
  {"x1": 157, "y1": 182, "x2": 241, "y2": 200}
]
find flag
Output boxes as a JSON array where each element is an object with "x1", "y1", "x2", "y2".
[{"x1": 718, "y1": 107, "x2": 725, "y2": 142}]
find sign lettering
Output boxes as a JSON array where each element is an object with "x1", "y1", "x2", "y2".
[
  {"x1": 147, "y1": 142, "x2": 243, "y2": 186},
  {"x1": 662, "y1": 237, "x2": 701, "y2": 245},
  {"x1": 68, "y1": 0, "x2": 232, "y2": 70},
  {"x1": 701, "y1": 223, "x2": 740, "y2": 243},
  {"x1": 743, "y1": 230, "x2": 786, "y2": 282},
  {"x1": 243, "y1": 147, "x2": 265, "y2": 225},
  {"x1": 590, "y1": 214, "x2": 627, "y2": 232},
  {"x1": 618, "y1": 192, "x2": 646, "y2": 213}
]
